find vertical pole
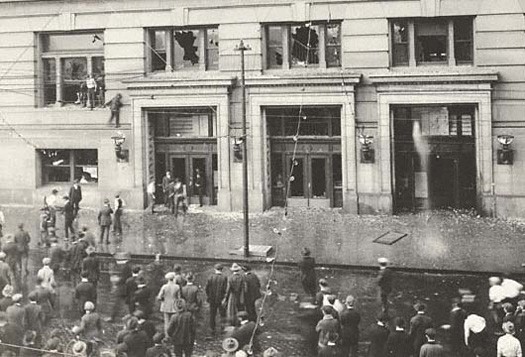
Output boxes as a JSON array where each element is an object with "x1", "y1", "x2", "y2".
[{"x1": 236, "y1": 40, "x2": 251, "y2": 258}]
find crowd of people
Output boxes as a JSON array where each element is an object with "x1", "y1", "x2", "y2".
[{"x1": 298, "y1": 247, "x2": 525, "y2": 357}]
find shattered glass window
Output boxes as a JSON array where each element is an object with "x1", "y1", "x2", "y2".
[
  {"x1": 326, "y1": 23, "x2": 341, "y2": 67},
  {"x1": 174, "y1": 30, "x2": 200, "y2": 70},
  {"x1": 392, "y1": 20, "x2": 409, "y2": 66},
  {"x1": 291, "y1": 24, "x2": 319, "y2": 67}
]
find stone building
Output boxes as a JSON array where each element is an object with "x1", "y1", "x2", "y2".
[{"x1": 0, "y1": 0, "x2": 523, "y2": 218}]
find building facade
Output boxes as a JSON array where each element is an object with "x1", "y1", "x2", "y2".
[{"x1": 0, "y1": 0, "x2": 523, "y2": 217}]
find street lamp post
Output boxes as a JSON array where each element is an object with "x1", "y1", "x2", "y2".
[{"x1": 235, "y1": 40, "x2": 251, "y2": 258}]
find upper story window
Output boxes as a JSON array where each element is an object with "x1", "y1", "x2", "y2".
[
  {"x1": 151, "y1": 108, "x2": 217, "y2": 138},
  {"x1": 391, "y1": 17, "x2": 473, "y2": 67},
  {"x1": 265, "y1": 22, "x2": 341, "y2": 70},
  {"x1": 40, "y1": 32, "x2": 105, "y2": 107},
  {"x1": 147, "y1": 27, "x2": 219, "y2": 72}
]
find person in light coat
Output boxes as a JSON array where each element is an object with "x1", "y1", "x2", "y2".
[
  {"x1": 157, "y1": 272, "x2": 181, "y2": 336},
  {"x1": 37, "y1": 257, "x2": 56, "y2": 292}
]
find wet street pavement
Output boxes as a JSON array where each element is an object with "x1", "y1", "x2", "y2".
[
  {"x1": 17, "y1": 249, "x2": 504, "y2": 356},
  {"x1": 3, "y1": 204, "x2": 525, "y2": 273}
]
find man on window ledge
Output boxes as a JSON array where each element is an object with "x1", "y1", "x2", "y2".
[
  {"x1": 86, "y1": 74, "x2": 97, "y2": 110},
  {"x1": 106, "y1": 93, "x2": 123, "y2": 128}
]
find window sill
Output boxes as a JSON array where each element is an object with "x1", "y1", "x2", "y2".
[{"x1": 40, "y1": 104, "x2": 107, "y2": 111}]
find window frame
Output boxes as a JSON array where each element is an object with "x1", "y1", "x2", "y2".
[
  {"x1": 39, "y1": 31, "x2": 105, "y2": 107},
  {"x1": 40, "y1": 149, "x2": 99, "y2": 185},
  {"x1": 146, "y1": 27, "x2": 219, "y2": 73},
  {"x1": 389, "y1": 17, "x2": 474, "y2": 68},
  {"x1": 264, "y1": 22, "x2": 342, "y2": 70}
]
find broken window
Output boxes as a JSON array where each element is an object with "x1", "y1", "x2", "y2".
[
  {"x1": 148, "y1": 28, "x2": 218, "y2": 72},
  {"x1": 174, "y1": 30, "x2": 200, "y2": 69},
  {"x1": 266, "y1": 107, "x2": 341, "y2": 137},
  {"x1": 291, "y1": 24, "x2": 319, "y2": 66},
  {"x1": 40, "y1": 32, "x2": 105, "y2": 107},
  {"x1": 392, "y1": 20, "x2": 409, "y2": 66},
  {"x1": 41, "y1": 149, "x2": 98, "y2": 184},
  {"x1": 265, "y1": 23, "x2": 341, "y2": 69},
  {"x1": 416, "y1": 20, "x2": 448, "y2": 63}
]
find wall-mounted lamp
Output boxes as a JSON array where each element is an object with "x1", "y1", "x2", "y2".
[
  {"x1": 358, "y1": 134, "x2": 375, "y2": 163},
  {"x1": 111, "y1": 131, "x2": 129, "y2": 162},
  {"x1": 497, "y1": 134, "x2": 514, "y2": 165},
  {"x1": 232, "y1": 137, "x2": 244, "y2": 163}
]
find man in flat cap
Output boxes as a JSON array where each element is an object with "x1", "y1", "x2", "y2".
[{"x1": 206, "y1": 263, "x2": 228, "y2": 334}]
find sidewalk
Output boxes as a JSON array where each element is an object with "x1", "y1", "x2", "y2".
[{"x1": 3, "y1": 205, "x2": 525, "y2": 273}]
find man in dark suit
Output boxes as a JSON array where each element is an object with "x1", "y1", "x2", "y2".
[
  {"x1": 449, "y1": 297, "x2": 467, "y2": 356},
  {"x1": 410, "y1": 303, "x2": 434, "y2": 357},
  {"x1": 181, "y1": 272, "x2": 202, "y2": 315},
  {"x1": 125, "y1": 266, "x2": 141, "y2": 314},
  {"x1": 377, "y1": 257, "x2": 393, "y2": 313},
  {"x1": 386, "y1": 317, "x2": 411, "y2": 357},
  {"x1": 161, "y1": 171, "x2": 172, "y2": 207},
  {"x1": 13, "y1": 223, "x2": 30, "y2": 277},
  {"x1": 63, "y1": 195, "x2": 76, "y2": 239},
  {"x1": 167, "y1": 300, "x2": 196, "y2": 357},
  {"x1": 81, "y1": 246, "x2": 100, "y2": 287},
  {"x1": 367, "y1": 312, "x2": 389, "y2": 357},
  {"x1": 6, "y1": 293, "x2": 26, "y2": 331},
  {"x1": 25, "y1": 291, "x2": 44, "y2": 346},
  {"x1": 340, "y1": 295, "x2": 360, "y2": 357},
  {"x1": 419, "y1": 328, "x2": 446, "y2": 357},
  {"x1": 97, "y1": 198, "x2": 113, "y2": 244},
  {"x1": 75, "y1": 271, "x2": 97, "y2": 316},
  {"x1": 231, "y1": 311, "x2": 259, "y2": 352},
  {"x1": 205, "y1": 263, "x2": 228, "y2": 333},
  {"x1": 243, "y1": 265, "x2": 262, "y2": 322},
  {"x1": 69, "y1": 179, "x2": 82, "y2": 217}
]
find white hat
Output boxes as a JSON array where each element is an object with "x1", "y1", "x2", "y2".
[
  {"x1": 84, "y1": 301, "x2": 95, "y2": 311},
  {"x1": 42, "y1": 257, "x2": 51, "y2": 265},
  {"x1": 489, "y1": 276, "x2": 501, "y2": 285},
  {"x1": 378, "y1": 257, "x2": 389, "y2": 265}
]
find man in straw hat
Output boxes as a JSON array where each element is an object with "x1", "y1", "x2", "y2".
[
  {"x1": 6, "y1": 293, "x2": 25, "y2": 331},
  {"x1": 205, "y1": 263, "x2": 228, "y2": 334},
  {"x1": 168, "y1": 299, "x2": 196, "y2": 357},
  {"x1": 498, "y1": 321, "x2": 522, "y2": 357},
  {"x1": 223, "y1": 262, "x2": 246, "y2": 326}
]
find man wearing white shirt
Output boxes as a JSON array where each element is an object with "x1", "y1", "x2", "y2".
[
  {"x1": 86, "y1": 74, "x2": 97, "y2": 110},
  {"x1": 147, "y1": 180, "x2": 156, "y2": 214}
]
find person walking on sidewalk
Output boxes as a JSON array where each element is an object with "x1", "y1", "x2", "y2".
[
  {"x1": 69, "y1": 179, "x2": 82, "y2": 217},
  {"x1": 63, "y1": 195, "x2": 75, "y2": 240},
  {"x1": 205, "y1": 263, "x2": 227, "y2": 334},
  {"x1": 98, "y1": 198, "x2": 113, "y2": 244},
  {"x1": 113, "y1": 194, "x2": 125, "y2": 236},
  {"x1": 147, "y1": 180, "x2": 156, "y2": 214},
  {"x1": 13, "y1": 223, "x2": 30, "y2": 277}
]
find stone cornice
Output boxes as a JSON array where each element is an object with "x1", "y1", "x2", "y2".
[
  {"x1": 124, "y1": 73, "x2": 236, "y2": 93},
  {"x1": 369, "y1": 69, "x2": 499, "y2": 86},
  {"x1": 245, "y1": 71, "x2": 361, "y2": 88}
]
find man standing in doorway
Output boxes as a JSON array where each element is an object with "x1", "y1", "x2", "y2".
[
  {"x1": 194, "y1": 168, "x2": 204, "y2": 207},
  {"x1": 69, "y1": 179, "x2": 82, "y2": 217}
]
